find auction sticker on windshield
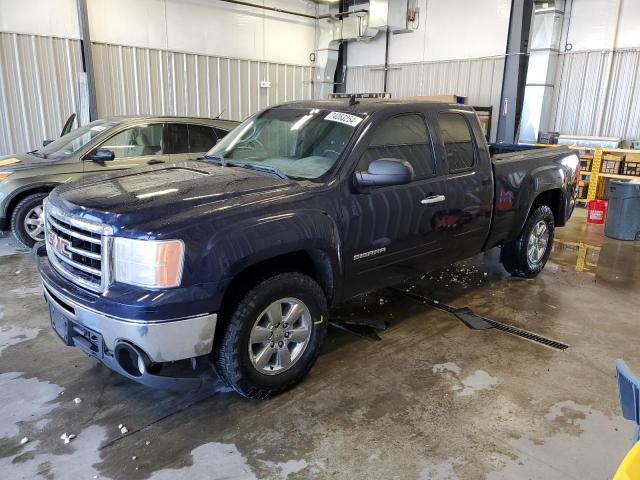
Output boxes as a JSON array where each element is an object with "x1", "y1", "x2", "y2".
[{"x1": 324, "y1": 111, "x2": 363, "y2": 127}]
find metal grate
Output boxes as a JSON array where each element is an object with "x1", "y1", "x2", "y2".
[
  {"x1": 44, "y1": 199, "x2": 112, "y2": 292},
  {"x1": 391, "y1": 288, "x2": 569, "y2": 351}
]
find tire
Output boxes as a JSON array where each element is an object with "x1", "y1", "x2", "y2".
[
  {"x1": 213, "y1": 272, "x2": 328, "y2": 399},
  {"x1": 500, "y1": 205, "x2": 555, "y2": 278},
  {"x1": 11, "y1": 193, "x2": 49, "y2": 248}
]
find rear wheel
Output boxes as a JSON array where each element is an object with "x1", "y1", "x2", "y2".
[
  {"x1": 11, "y1": 193, "x2": 49, "y2": 248},
  {"x1": 213, "y1": 272, "x2": 328, "y2": 399},
  {"x1": 500, "y1": 205, "x2": 555, "y2": 278}
]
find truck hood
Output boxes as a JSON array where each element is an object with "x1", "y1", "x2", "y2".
[{"x1": 49, "y1": 161, "x2": 297, "y2": 235}]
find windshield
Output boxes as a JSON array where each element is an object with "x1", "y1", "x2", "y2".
[
  {"x1": 34, "y1": 120, "x2": 118, "y2": 160},
  {"x1": 206, "y1": 108, "x2": 362, "y2": 180}
]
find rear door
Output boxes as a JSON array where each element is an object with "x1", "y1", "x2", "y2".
[
  {"x1": 343, "y1": 112, "x2": 457, "y2": 296},
  {"x1": 82, "y1": 123, "x2": 166, "y2": 174},
  {"x1": 188, "y1": 124, "x2": 220, "y2": 156},
  {"x1": 164, "y1": 123, "x2": 219, "y2": 162},
  {"x1": 432, "y1": 110, "x2": 493, "y2": 259}
]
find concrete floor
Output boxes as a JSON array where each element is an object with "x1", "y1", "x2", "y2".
[{"x1": 1, "y1": 208, "x2": 639, "y2": 479}]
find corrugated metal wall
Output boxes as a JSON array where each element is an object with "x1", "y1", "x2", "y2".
[
  {"x1": 0, "y1": 33, "x2": 82, "y2": 155},
  {"x1": 0, "y1": 33, "x2": 315, "y2": 156},
  {"x1": 92, "y1": 42, "x2": 314, "y2": 122},
  {"x1": 552, "y1": 49, "x2": 640, "y2": 138},
  {"x1": 346, "y1": 56, "x2": 505, "y2": 141}
]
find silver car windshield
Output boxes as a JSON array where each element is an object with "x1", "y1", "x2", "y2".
[
  {"x1": 35, "y1": 120, "x2": 118, "y2": 160},
  {"x1": 206, "y1": 108, "x2": 362, "y2": 180}
]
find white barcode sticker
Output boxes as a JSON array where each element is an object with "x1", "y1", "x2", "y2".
[{"x1": 324, "y1": 111, "x2": 363, "y2": 127}]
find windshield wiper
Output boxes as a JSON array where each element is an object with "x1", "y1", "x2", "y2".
[
  {"x1": 235, "y1": 162, "x2": 288, "y2": 180},
  {"x1": 28, "y1": 150, "x2": 46, "y2": 158},
  {"x1": 200, "y1": 153, "x2": 226, "y2": 166}
]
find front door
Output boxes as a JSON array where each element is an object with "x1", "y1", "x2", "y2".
[
  {"x1": 82, "y1": 123, "x2": 166, "y2": 175},
  {"x1": 343, "y1": 113, "x2": 455, "y2": 296}
]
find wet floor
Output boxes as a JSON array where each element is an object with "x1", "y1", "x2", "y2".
[{"x1": 1, "y1": 208, "x2": 639, "y2": 479}]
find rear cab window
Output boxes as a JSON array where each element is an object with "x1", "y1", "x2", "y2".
[
  {"x1": 357, "y1": 114, "x2": 435, "y2": 180},
  {"x1": 437, "y1": 112, "x2": 476, "y2": 173}
]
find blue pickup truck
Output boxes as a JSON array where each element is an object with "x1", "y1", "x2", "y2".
[{"x1": 36, "y1": 100, "x2": 579, "y2": 399}]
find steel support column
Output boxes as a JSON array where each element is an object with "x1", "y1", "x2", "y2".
[
  {"x1": 76, "y1": 0, "x2": 97, "y2": 122},
  {"x1": 496, "y1": 0, "x2": 533, "y2": 144}
]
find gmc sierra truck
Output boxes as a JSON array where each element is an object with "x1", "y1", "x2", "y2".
[{"x1": 36, "y1": 100, "x2": 579, "y2": 399}]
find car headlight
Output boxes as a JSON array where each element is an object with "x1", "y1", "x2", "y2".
[
  {"x1": 113, "y1": 238, "x2": 185, "y2": 288},
  {"x1": 0, "y1": 172, "x2": 12, "y2": 181}
]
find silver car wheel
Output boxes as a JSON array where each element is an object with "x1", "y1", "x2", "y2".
[
  {"x1": 23, "y1": 204, "x2": 45, "y2": 242},
  {"x1": 527, "y1": 220, "x2": 549, "y2": 265},
  {"x1": 249, "y1": 297, "x2": 312, "y2": 375}
]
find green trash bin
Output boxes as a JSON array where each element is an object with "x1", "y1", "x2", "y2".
[{"x1": 605, "y1": 180, "x2": 640, "y2": 241}]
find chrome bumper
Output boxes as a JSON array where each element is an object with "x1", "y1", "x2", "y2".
[{"x1": 42, "y1": 279, "x2": 217, "y2": 363}]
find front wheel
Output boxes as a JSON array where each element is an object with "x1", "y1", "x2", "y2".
[
  {"x1": 213, "y1": 272, "x2": 328, "y2": 399},
  {"x1": 11, "y1": 193, "x2": 49, "y2": 248},
  {"x1": 500, "y1": 205, "x2": 555, "y2": 278}
]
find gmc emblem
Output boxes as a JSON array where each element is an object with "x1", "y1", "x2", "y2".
[{"x1": 47, "y1": 230, "x2": 72, "y2": 259}]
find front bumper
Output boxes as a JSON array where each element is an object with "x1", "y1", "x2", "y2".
[{"x1": 38, "y1": 246, "x2": 218, "y2": 390}]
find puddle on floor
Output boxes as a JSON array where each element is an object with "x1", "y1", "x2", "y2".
[
  {"x1": 487, "y1": 401, "x2": 630, "y2": 480},
  {"x1": 550, "y1": 238, "x2": 640, "y2": 287},
  {"x1": 0, "y1": 372, "x2": 63, "y2": 438}
]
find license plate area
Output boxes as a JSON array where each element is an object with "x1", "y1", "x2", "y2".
[{"x1": 49, "y1": 304, "x2": 103, "y2": 358}]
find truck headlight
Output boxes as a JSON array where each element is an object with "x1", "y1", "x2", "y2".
[{"x1": 113, "y1": 238, "x2": 185, "y2": 288}]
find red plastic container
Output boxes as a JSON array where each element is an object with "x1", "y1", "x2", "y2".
[{"x1": 587, "y1": 199, "x2": 608, "y2": 224}]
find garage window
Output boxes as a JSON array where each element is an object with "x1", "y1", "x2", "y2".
[
  {"x1": 438, "y1": 113, "x2": 475, "y2": 173},
  {"x1": 100, "y1": 124, "x2": 164, "y2": 158},
  {"x1": 357, "y1": 114, "x2": 435, "y2": 179}
]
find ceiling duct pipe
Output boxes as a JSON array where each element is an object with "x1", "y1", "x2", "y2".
[{"x1": 313, "y1": 0, "x2": 419, "y2": 99}]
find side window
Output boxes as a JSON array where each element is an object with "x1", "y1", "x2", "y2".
[
  {"x1": 213, "y1": 127, "x2": 230, "y2": 140},
  {"x1": 357, "y1": 114, "x2": 435, "y2": 179},
  {"x1": 99, "y1": 124, "x2": 163, "y2": 158},
  {"x1": 188, "y1": 124, "x2": 217, "y2": 153},
  {"x1": 165, "y1": 123, "x2": 189, "y2": 154},
  {"x1": 438, "y1": 113, "x2": 475, "y2": 172}
]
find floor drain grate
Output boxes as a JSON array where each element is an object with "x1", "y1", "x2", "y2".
[{"x1": 390, "y1": 288, "x2": 569, "y2": 351}]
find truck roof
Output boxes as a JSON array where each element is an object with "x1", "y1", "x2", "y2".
[{"x1": 273, "y1": 99, "x2": 474, "y2": 115}]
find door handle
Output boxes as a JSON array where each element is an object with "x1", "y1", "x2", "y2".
[{"x1": 421, "y1": 194, "x2": 446, "y2": 205}]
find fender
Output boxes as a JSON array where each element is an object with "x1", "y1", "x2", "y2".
[
  {"x1": 1, "y1": 181, "x2": 61, "y2": 218},
  {"x1": 505, "y1": 164, "x2": 567, "y2": 242},
  {"x1": 194, "y1": 209, "x2": 344, "y2": 310}
]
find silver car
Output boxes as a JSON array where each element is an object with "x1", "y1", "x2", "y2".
[{"x1": 0, "y1": 116, "x2": 238, "y2": 246}]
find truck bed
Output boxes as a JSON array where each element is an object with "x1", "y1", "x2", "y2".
[
  {"x1": 485, "y1": 144, "x2": 578, "y2": 249},
  {"x1": 489, "y1": 143, "x2": 558, "y2": 159}
]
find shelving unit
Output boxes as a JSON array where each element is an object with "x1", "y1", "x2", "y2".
[{"x1": 560, "y1": 146, "x2": 640, "y2": 205}]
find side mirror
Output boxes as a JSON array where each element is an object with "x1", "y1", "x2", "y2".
[
  {"x1": 87, "y1": 148, "x2": 115, "y2": 162},
  {"x1": 354, "y1": 158, "x2": 415, "y2": 187},
  {"x1": 42, "y1": 140, "x2": 53, "y2": 147}
]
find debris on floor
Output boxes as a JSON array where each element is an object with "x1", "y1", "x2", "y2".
[
  {"x1": 60, "y1": 432, "x2": 76, "y2": 444},
  {"x1": 20, "y1": 437, "x2": 29, "y2": 445},
  {"x1": 118, "y1": 424, "x2": 128, "y2": 434},
  {"x1": 73, "y1": 397, "x2": 82, "y2": 404}
]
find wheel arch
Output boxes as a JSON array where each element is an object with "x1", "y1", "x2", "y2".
[
  {"x1": 216, "y1": 248, "x2": 338, "y2": 324},
  {"x1": 5, "y1": 184, "x2": 58, "y2": 221}
]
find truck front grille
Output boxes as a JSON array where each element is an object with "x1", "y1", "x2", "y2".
[{"x1": 44, "y1": 199, "x2": 112, "y2": 293}]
